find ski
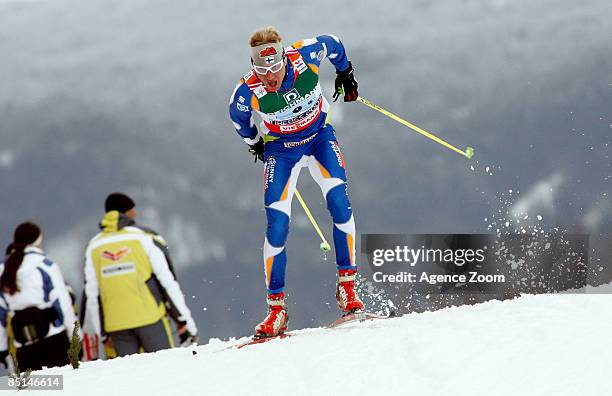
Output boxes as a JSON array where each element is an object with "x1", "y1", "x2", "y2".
[
  {"x1": 327, "y1": 310, "x2": 396, "y2": 329},
  {"x1": 221, "y1": 311, "x2": 396, "y2": 351},
  {"x1": 216, "y1": 332, "x2": 294, "y2": 351},
  {"x1": 235, "y1": 333, "x2": 294, "y2": 349}
]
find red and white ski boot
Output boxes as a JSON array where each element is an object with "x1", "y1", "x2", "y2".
[
  {"x1": 336, "y1": 269, "x2": 365, "y2": 313},
  {"x1": 255, "y1": 292, "x2": 288, "y2": 338}
]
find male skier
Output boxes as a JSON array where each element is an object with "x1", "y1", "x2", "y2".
[{"x1": 229, "y1": 26, "x2": 363, "y2": 337}]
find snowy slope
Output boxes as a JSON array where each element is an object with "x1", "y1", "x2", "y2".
[{"x1": 24, "y1": 291, "x2": 612, "y2": 396}]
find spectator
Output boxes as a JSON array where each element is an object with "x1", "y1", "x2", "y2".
[
  {"x1": 0, "y1": 221, "x2": 78, "y2": 372},
  {"x1": 81, "y1": 193, "x2": 198, "y2": 360}
]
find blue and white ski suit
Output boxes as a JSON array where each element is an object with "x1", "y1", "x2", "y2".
[{"x1": 229, "y1": 35, "x2": 357, "y2": 293}]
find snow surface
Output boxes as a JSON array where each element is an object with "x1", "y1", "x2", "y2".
[{"x1": 15, "y1": 291, "x2": 612, "y2": 396}]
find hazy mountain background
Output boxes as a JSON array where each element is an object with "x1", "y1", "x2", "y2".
[{"x1": 1, "y1": 0, "x2": 610, "y2": 339}]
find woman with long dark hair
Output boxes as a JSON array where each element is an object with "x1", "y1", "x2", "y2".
[{"x1": 0, "y1": 221, "x2": 79, "y2": 372}]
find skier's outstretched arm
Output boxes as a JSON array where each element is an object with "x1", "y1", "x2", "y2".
[
  {"x1": 229, "y1": 82, "x2": 264, "y2": 161},
  {"x1": 316, "y1": 35, "x2": 358, "y2": 102},
  {"x1": 229, "y1": 83, "x2": 258, "y2": 143},
  {"x1": 296, "y1": 34, "x2": 358, "y2": 102},
  {"x1": 314, "y1": 34, "x2": 351, "y2": 72}
]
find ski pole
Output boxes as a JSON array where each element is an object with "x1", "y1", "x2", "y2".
[
  {"x1": 294, "y1": 189, "x2": 331, "y2": 252},
  {"x1": 356, "y1": 96, "x2": 475, "y2": 159}
]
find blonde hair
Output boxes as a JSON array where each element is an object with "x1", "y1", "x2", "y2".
[{"x1": 250, "y1": 26, "x2": 282, "y2": 47}]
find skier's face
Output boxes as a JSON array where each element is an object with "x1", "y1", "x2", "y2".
[{"x1": 255, "y1": 59, "x2": 285, "y2": 92}]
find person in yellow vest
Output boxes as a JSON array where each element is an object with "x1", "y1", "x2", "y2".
[{"x1": 81, "y1": 193, "x2": 198, "y2": 359}]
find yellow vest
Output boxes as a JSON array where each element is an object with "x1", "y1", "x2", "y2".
[{"x1": 89, "y1": 229, "x2": 166, "y2": 332}]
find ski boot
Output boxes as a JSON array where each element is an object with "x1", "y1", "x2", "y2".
[
  {"x1": 255, "y1": 292, "x2": 288, "y2": 338},
  {"x1": 336, "y1": 269, "x2": 365, "y2": 314}
]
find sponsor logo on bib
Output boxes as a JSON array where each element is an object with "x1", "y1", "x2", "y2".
[
  {"x1": 101, "y1": 262, "x2": 136, "y2": 278},
  {"x1": 101, "y1": 247, "x2": 131, "y2": 262}
]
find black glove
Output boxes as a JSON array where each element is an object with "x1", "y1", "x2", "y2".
[
  {"x1": 248, "y1": 137, "x2": 264, "y2": 163},
  {"x1": 179, "y1": 331, "x2": 199, "y2": 347},
  {"x1": 177, "y1": 321, "x2": 199, "y2": 347},
  {"x1": 176, "y1": 322, "x2": 200, "y2": 348},
  {"x1": 333, "y1": 61, "x2": 358, "y2": 102}
]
